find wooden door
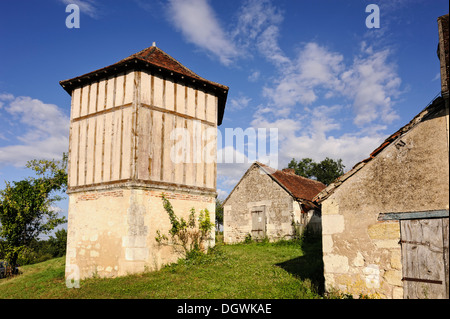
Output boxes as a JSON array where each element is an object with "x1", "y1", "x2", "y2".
[
  {"x1": 400, "y1": 218, "x2": 449, "y2": 299},
  {"x1": 251, "y1": 207, "x2": 266, "y2": 240}
]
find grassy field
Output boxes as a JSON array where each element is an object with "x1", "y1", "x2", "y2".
[{"x1": 0, "y1": 239, "x2": 325, "y2": 299}]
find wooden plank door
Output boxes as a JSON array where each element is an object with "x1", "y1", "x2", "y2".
[
  {"x1": 251, "y1": 207, "x2": 266, "y2": 240},
  {"x1": 400, "y1": 218, "x2": 449, "y2": 299}
]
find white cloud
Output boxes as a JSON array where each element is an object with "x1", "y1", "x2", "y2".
[
  {"x1": 233, "y1": 0, "x2": 288, "y2": 66},
  {"x1": 229, "y1": 95, "x2": 252, "y2": 111},
  {"x1": 340, "y1": 44, "x2": 402, "y2": 126},
  {"x1": 251, "y1": 106, "x2": 385, "y2": 172},
  {"x1": 216, "y1": 188, "x2": 229, "y2": 200},
  {"x1": 248, "y1": 70, "x2": 260, "y2": 82},
  {"x1": 0, "y1": 94, "x2": 69, "y2": 168},
  {"x1": 166, "y1": 0, "x2": 239, "y2": 65},
  {"x1": 432, "y1": 72, "x2": 441, "y2": 82},
  {"x1": 233, "y1": 0, "x2": 283, "y2": 42},
  {"x1": 262, "y1": 43, "x2": 345, "y2": 111},
  {"x1": 59, "y1": 0, "x2": 99, "y2": 18},
  {"x1": 262, "y1": 41, "x2": 402, "y2": 127},
  {"x1": 166, "y1": 0, "x2": 289, "y2": 67}
]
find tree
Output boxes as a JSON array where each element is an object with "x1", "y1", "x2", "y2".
[
  {"x1": 0, "y1": 154, "x2": 68, "y2": 268},
  {"x1": 310, "y1": 157, "x2": 345, "y2": 186},
  {"x1": 287, "y1": 158, "x2": 315, "y2": 178},
  {"x1": 287, "y1": 157, "x2": 345, "y2": 186},
  {"x1": 215, "y1": 198, "x2": 224, "y2": 230},
  {"x1": 46, "y1": 228, "x2": 67, "y2": 258}
]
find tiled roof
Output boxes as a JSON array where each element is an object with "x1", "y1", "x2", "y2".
[
  {"x1": 223, "y1": 162, "x2": 326, "y2": 205},
  {"x1": 257, "y1": 162, "x2": 326, "y2": 202},
  {"x1": 60, "y1": 44, "x2": 228, "y2": 125},
  {"x1": 123, "y1": 45, "x2": 229, "y2": 90}
]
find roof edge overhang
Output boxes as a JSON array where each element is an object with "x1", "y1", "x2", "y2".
[
  {"x1": 222, "y1": 161, "x2": 321, "y2": 206},
  {"x1": 59, "y1": 57, "x2": 229, "y2": 125},
  {"x1": 313, "y1": 96, "x2": 447, "y2": 204}
]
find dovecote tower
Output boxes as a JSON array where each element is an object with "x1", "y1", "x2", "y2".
[{"x1": 60, "y1": 44, "x2": 228, "y2": 279}]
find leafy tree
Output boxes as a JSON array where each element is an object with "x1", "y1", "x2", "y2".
[
  {"x1": 310, "y1": 157, "x2": 345, "y2": 186},
  {"x1": 288, "y1": 158, "x2": 315, "y2": 178},
  {"x1": 0, "y1": 154, "x2": 68, "y2": 268},
  {"x1": 215, "y1": 198, "x2": 224, "y2": 229},
  {"x1": 287, "y1": 157, "x2": 345, "y2": 186},
  {"x1": 46, "y1": 228, "x2": 67, "y2": 258}
]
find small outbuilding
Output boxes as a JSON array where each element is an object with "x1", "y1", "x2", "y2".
[
  {"x1": 223, "y1": 162, "x2": 326, "y2": 244},
  {"x1": 314, "y1": 13, "x2": 449, "y2": 299}
]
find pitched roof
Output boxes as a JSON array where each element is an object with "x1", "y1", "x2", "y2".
[
  {"x1": 224, "y1": 162, "x2": 326, "y2": 205},
  {"x1": 258, "y1": 162, "x2": 326, "y2": 201},
  {"x1": 60, "y1": 44, "x2": 229, "y2": 125},
  {"x1": 313, "y1": 96, "x2": 447, "y2": 203}
]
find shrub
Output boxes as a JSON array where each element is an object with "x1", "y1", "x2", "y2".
[{"x1": 155, "y1": 194, "x2": 214, "y2": 258}]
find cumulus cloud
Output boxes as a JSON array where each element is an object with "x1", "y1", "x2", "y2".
[
  {"x1": 166, "y1": 0, "x2": 289, "y2": 67},
  {"x1": 263, "y1": 42, "x2": 345, "y2": 109},
  {"x1": 251, "y1": 103, "x2": 385, "y2": 171},
  {"x1": 263, "y1": 41, "x2": 402, "y2": 127},
  {"x1": 166, "y1": 0, "x2": 239, "y2": 65},
  {"x1": 233, "y1": 0, "x2": 289, "y2": 66},
  {"x1": 229, "y1": 95, "x2": 252, "y2": 111},
  {"x1": 0, "y1": 94, "x2": 69, "y2": 168}
]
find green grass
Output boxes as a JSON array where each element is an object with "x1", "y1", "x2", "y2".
[{"x1": 0, "y1": 239, "x2": 325, "y2": 299}]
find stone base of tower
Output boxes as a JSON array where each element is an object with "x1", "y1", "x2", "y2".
[{"x1": 65, "y1": 187, "x2": 216, "y2": 280}]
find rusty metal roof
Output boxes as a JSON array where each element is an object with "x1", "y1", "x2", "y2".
[{"x1": 60, "y1": 44, "x2": 229, "y2": 125}]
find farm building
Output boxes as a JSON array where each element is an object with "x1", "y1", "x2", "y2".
[
  {"x1": 60, "y1": 44, "x2": 228, "y2": 279},
  {"x1": 223, "y1": 162, "x2": 326, "y2": 244},
  {"x1": 314, "y1": 14, "x2": 449, "y2": 299}
]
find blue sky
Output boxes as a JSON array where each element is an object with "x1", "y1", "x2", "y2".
[{"x1": 0, "y1": 0, "x2": 448, "y2": 228}]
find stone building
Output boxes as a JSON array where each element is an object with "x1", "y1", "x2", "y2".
[
  {"x1": 60, "y1": 44, "x2": 228, "y2": 279},
  {"x1": 314, "y1": 14, "x2": 449, "y2": 299},
  {"x1": 223, "y1": 162, "x2": 326, "y2": 244}
]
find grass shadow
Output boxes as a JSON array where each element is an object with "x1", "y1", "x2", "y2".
[{"x1": 276, "y1": 231, "x2": 325, "y2": 295}]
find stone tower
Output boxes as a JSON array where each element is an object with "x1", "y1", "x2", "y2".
[{"x1": 60, "y1": 44, "x2": 228, "y2": 279}]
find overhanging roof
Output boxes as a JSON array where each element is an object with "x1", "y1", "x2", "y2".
[{"x1": 60, "y1": 45, "x2": 229, "y2": 125}]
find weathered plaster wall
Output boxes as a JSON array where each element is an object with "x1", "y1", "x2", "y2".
[
  {"x1": 223, "y1": 165, "x2": 297, "y2": 243},
  {"x1": 321, "y1": 106, "x2": 449, "y2": 298},
  {"x1": 66, "y1": 188, "x2": 215, "y2": 279},
  {"x1": 68, "y1": 70, "x2": 218, "y2": 192}
]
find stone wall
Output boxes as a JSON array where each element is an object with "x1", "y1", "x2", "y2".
[
  {"x1": 321, "y1": 103, "x2": 449, "y2": 298},
  {"x1": 223, "y1": 165, "x2": 299, "y2": 243},
  {"x1": 66, "y1": 187, "x2": 215, "y2": 279}
]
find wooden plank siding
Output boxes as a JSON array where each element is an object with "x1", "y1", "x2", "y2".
[
  {"x1": 67, "y1": 70, "x2": 218, "y2": 194},
  {"x1": 400, "y1": 217, "x2": 449, "y2": 299}
]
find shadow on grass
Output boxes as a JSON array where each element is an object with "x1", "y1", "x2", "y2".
[{"x1": 276, "y1": 232, "x2": 325, "y2": 295}]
